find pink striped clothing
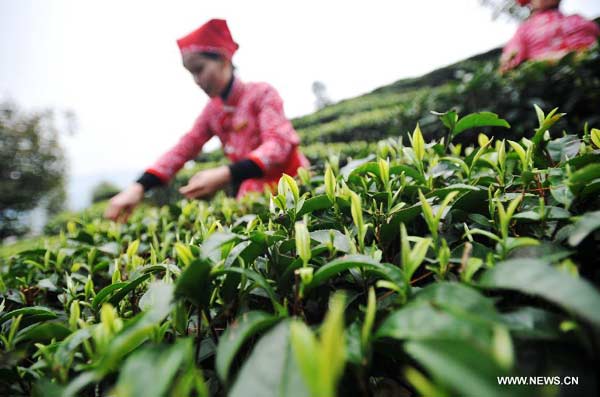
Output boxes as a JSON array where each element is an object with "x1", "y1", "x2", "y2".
[
  {"x1": 501, "y1": 9, "x2": 600, "y2": 71},
  {"x1": 146, "y1": 78, "x2": 309, "y2": 198}
]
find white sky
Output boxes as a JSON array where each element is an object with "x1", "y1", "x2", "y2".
[{"x1": 1, "y1": 0, "x2": 599, "y2": 209}]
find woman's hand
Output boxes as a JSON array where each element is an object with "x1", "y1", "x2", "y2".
[
  {"x1": 104, "y1": 183, "x2": 144, "y2": 222},
  {"x1": 179, "y1": 165, "x2": 231, "y2": 199}
]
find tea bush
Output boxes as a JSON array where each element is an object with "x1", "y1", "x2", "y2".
[{"x1": 1, "y1": 108, "x2": 600, "y2": 397}]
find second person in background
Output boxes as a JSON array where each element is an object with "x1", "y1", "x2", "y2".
[{"x1": 500, "y1": 0, "x2": 600, "y2": 72}]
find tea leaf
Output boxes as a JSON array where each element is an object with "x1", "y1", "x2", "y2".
[
  {"x1": 412, "y1": 123, "x2": 425, "y2": 162},
  {"x1": 453, "y1": 112, "x2": 510, "y2": 136},
  {"x1": 480, "y1": 259, "x2": 600, "y2": 327},
  {"x1": 591, "y1": 128, "x2": 600, "y2": 149},
  {"x1": 216, "y1": 311, "x2": 279, "y2": 382},
  {"x1": 230, "y1": 321, "x2": 310, "y2": 397}
]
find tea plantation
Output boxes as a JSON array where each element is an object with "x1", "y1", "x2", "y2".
[{"x1": 1, "y1": 45, "x2": 600, "y2": 397}]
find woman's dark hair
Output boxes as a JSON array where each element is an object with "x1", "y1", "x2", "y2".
[
  {"x1": 200, "y1": 51, "x2": 236, "y2": 70},
  {"x1": 200, "y1": 51, "x2": 222, "y2": 60}
]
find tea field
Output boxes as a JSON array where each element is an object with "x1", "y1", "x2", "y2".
[{"x1": 1, "y1": 103, "x2": 600, "y2": 396}]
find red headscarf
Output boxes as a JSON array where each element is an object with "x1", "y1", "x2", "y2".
[
  {"x1": 176, "y1": 19, "x2": 239, "y2": 60},
  {"x1": 517, "y1": 0, "x2": 530, "y2": 5}
]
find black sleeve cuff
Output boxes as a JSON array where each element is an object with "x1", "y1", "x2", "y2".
[
  {"x1": 136, "y1": 172, "x2": 164, "y2": 192},
  {"x1": 228, "y1": 159, "x2": 264, "y2": 184}
]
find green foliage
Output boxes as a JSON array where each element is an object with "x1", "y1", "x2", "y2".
[
  {"x1": 1, "y1": 108, "x2": 600, "y2": 396},
  {"x1": 0, "y1": 235, "x2": 60, "y2": 259},
  {"x1": 0, "y1": 101, "x2": 68, "y2": 238},
  {"x1": 90, "y1": 181, "x2": 121, "y2": 204},
  {"x1": 113, "y1": 338, "x2": 208, "y2": 397},
  {"x1": 291, "y1": 293, "x2": 346, "y2": 397}
]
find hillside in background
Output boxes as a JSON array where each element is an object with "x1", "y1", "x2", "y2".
[
  {"x1": 291, "y1": 47, "x2": 502, "y2": 137},
  {"x1": 290, "y1": 39, "x2": 599, "y2": 148},
  {"x1": 194, "y1": 19, "x2": 600, "y2": 168}
]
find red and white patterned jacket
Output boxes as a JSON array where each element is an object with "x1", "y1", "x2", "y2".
[
  {"x1": 501, "y1": 9, "x2": 600, "y2": 71},
  {"x1": 145, "y1": 78, "x2": 309, "y2": 198}
]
